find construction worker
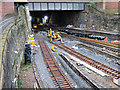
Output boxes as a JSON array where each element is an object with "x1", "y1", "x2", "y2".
[
  {"x1": 55, "y1": 32, "x2": 60, "y2": 38},
  {"x1": 57, "y1": 34, "x2": 62, "y2": 43},
  {"x1": 49, "y1": 35, "x2": 53, "y2": 41}
]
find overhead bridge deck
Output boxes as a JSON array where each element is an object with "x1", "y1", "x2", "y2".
[{"x1": 28, "y1": 2, "x2": 87, "y2": 11}]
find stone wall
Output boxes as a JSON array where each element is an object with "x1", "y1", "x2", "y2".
[
  {"x1": 72, "y1": 5, "x2": 119, "y2": 32},
  {"x1": 1, "y1": 6, "x2": 30, "y2": 88}
]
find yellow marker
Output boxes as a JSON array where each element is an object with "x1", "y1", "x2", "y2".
[
  {"x1": 51, "y1": 45, "x2": 57, "y2": 51},
  {"x1": 31, "y1": 37, "x2": 34, "y2": 40},
  {"x1": 28, "y1": 37, "x2": 34, "y2": 40},
  {"x1": 31, "y1": 41, "x2": 35, "y2": 46},
  {"x1": 28, "y1": 42, "x2": 31, "y2": 44},
  {"x1": 28, "y1": 37, "x2": 31, "y2": 40}
]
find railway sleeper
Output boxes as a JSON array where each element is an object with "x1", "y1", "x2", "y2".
[
  {"x1": 55, "y1": 75, "x2": 65, "y2": 78},
  {"x1": 55, "y1": 43, "x2": 120, "y2": 78},
  {"x1": 60, "y1": 85, "x2": 72, "y2": 88},
  {"x1": 50, "y1": 67, "x2": 58, "y2": 70},
  {"x1": 49, "y1": 66, "x2": 58, "y2": 69},
  {"x1": 55, "y1": 77, "x2": 65, "y2": 80},
  {"x1": 48, "y1": 64, "x2": 56, "y2": 67},
  {"x1": 46, "y1": 62, "x2": 54, "y2": 65},
  {"x1": 55, "y1": 82, "x2": 69, "y2": 85}
]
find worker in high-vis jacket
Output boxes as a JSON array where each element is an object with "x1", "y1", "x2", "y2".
[{"x1": 56, "y1": 33, "x2": 62, "y2": 43}]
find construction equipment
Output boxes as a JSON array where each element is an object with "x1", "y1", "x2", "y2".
[{"x1": 48, "y1": 28, "x2": 62, "y2": 43}]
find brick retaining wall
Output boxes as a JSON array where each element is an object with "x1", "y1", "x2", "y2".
[
  {"x1": 0, "y1": 2, "x2": 2, "y2": 19},
  {"x1": 0, "y1": 2, "x2": 14, "y2": 17},
  {"x1": 105, "y1": 2, "x2": 119, "y2": 10}
]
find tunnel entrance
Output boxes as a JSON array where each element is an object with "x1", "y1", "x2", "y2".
[{"x1": 30, "y1": 10, "x2": 82, "y2": 30}]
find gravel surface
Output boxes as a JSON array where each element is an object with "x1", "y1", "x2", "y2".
[
  {"x1": 34, "y1": 41, "x2": 55, "y2": 88},
  {"x1": 46, "y1": 41, "x2": 92, "y2": 88},
  {"x1": 20, "y1": 64, "x2": 36, "y2": 88},
  {"x1": 62, "y1": 37, "x2": 120, "y2": 71},
  {"x1": 64, "y1": 54, "x2": 119, "y2": 88},
  {"x1": 34, "y1": 31, "x2": 120, "y2": 88},
  {"x1": 34, "y1": 32, "x2": 92, "y2": 88}
]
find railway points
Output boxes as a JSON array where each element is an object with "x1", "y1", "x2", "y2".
[{"x1": 30, "y1": 29, "x2": 120, "y2": 88}]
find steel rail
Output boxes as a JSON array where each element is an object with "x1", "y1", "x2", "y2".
[
  {"x1": 79, "y1": 37, "x2": 120, "y2": 54},
  {"x1": 61, "y1": 33, "x2": 119, "y2": 56},
  {"x1": 79, "y1": 37, "x2": 119, "y2": 48},
  {"x1": 51, "y1": 42, "x2": 120, "y2": 78},
  {"x1": 39, "y1": 40, "x2": 74, "y2": 88}
]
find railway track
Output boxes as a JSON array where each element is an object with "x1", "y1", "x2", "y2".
[
  {"x1": 38, "y1": 40, "x2": 74, "y2": 88},
  {"x1": 79, "y1": 37, "x2": 120, "y2": 57},
  {"x1": 61, "y1": 33, "x2": 120, "y2": 57},
  {"x1": 51, "y1": 42, "x2": 120, "y2": 78}
]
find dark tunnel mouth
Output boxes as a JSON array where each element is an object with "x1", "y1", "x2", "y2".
[{"x1": 30, "y1": 10, "x2": 83, "y2": 27}]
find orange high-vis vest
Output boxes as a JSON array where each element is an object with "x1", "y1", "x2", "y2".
[{"x1": 104, "y1": 37, "x2": 108, "y2": 43}]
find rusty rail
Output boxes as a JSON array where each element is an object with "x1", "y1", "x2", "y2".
[
  {"x1": 51, "y1": 42, "x2": 120, "y2": 78},
  {"x1": 79, "y1": 37, "x2": 119, "y2": 48},
  {"x1": 38, "y1": 40, "x2": 74, "y2": 88}
]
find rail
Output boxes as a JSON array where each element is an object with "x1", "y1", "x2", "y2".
[
  {"x1": 51, "y1": 42, "x2": 120, "y2": 78},
  {"x1": 39, "y1": 40, "x2": 74, "y2": 88}
]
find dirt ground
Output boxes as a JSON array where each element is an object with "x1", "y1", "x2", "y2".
[{"x1": 20, "y1": 63, "x2": 36, "y2": 88}]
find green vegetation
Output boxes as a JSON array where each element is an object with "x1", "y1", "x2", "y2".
[
  {"x1": 21, "y1": 55, "x2": 24, "y2": 64},
  {"x1": 21, "y1": 24, "x2": 26, "y2": 29},
  {"x1": 20, "y1": 68, "x2": 29, "y2": 71},
  {"x1": 12, "y1": 58, "x2": 17, "y2": 69},
  {"x1": 20, "y1": 63, "x2": 32, "y2": 71},
  {"x1": 18, "y1": 74, "x2": 23, "y2": 89},
  {"x1": 90, "y1": 2, "x2": 97, "y2": 8},
  {"x1": 28, "y1": 65, "x2": 32, "y2": 68},
  {"x1": 102, "y1": 9, "x2": 119, "y2": 15}
]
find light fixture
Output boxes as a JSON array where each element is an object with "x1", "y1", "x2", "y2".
[{"x1": 44, "y1": 16, "x2": 48, "y2": 20}]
